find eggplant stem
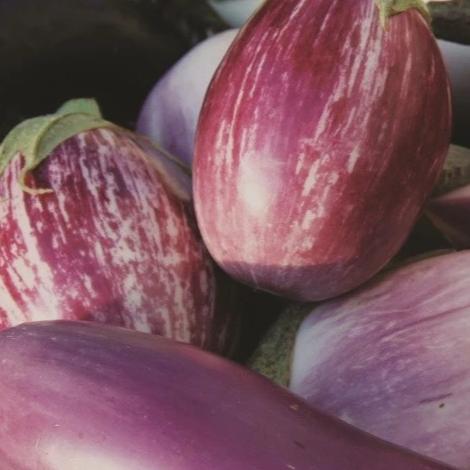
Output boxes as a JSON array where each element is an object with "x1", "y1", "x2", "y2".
[
  {"x1": 248, "y1": 305, "x2": 312, "y2": 387},
  {"x1": 375, "y1": 0, "x2": 431, "y2": 27}
]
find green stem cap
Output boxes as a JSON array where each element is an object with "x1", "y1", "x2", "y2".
[
  {"x1": 375, "y1": 0, "x2": 431, "y2": 27},
  {"x1": 248, "y1": 304, "x2": 312, "y2": 388},
  {"x1": 0, "y1": 98, "x2": 114, "y2": 195}
]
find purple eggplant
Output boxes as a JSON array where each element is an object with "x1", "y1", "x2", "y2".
[
  {"x1": 282, "y1": 251, "x2": 470, "y2": 468},
  {"x1": 0, "y1": 99, "x2": 238, "y2": 355},
  {"x1": 194, "y1": 0, "x2": 451, "y2": 302},
  {"x1": 0, "y1": 321, "x2": 453, "y2": 469}
]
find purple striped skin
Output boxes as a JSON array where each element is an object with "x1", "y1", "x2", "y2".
[
  {"x1": 426, "y1": 185, "x2": 470, "y2": 248},
  {"x1": 0, "y1": 128, "x2": 236, "y2": 354},
  {"x1": 136, "y1": 29, "x2": 238, "y2": 167},
  {"x1": 0, "y1": 321, "x2": 454, "y2": 470},
  {"x1": 290, "y1": 251, "x2": 470, "y2": 468},
  {"x1": 194, "y1": 0, "x2": 452, "y2": 301}
]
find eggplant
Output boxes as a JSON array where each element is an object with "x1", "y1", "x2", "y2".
[
  {"x1": 207, "y1": 0, "x2": 470, "y2": 46},
  {"x1": 0, "y1": 100, "x2": 237, "y2": 354},
  {"x1": 194, "y1": 0, "x2": 451, "y2": 301},
  {"x1": 0, "y1": 0, "x2": 224, "y2": 140},
  {"x1": 0, "y1": 320, "x2": 454, "y2": 469},
  {"x1": 252, "y1": 251, "x2": 470, "y2": 468},
  {"x1": 136, "y1": 29, "x2": 238, "y2": 166}
]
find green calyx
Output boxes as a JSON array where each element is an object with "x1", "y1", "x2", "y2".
[
  {"x1": 248, "y1": 304, "x2": 312, "y2": 388},
  {"x1": 375, "y1": 0, "x2": 431, "y2": 27},
  {"x1": 0, "y1": 98, "x2": 114, "y2": 195}
]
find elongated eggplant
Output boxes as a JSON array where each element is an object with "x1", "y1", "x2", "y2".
[
  {"x1": 0, "y1": 0, "x2": 224, "y2": 140},
  {"x1": 194, "y1": 0, "x2": 451, "y2": 301},
  {"x1": 0, "y1": 320, "x2": 454, "y2": 469},
  {"x1": 0, "y1": 100, "x2": 237, "y2": 354}
]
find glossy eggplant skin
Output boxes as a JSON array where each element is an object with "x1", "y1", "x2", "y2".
[
  {"x1": 0, "y1": 0, "x2": 223, "y2": 140},
  {"x1": 194, "y1": 0, "x2": 451, "y2": 302},
  {"x1": 0, "y1": 321, "x2": 453, "y2": 470},
  {"x1": 290, "y1": 251, "x2": 470, "y2": 468}
]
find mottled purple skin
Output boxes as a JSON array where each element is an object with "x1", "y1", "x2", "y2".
[
  {"x1": 427, "y1": 185, "x2": 470, "y2": 248},
  {"x1": 0, "y1": 321, "x2": 453, "y2": 470},
  {"x1": 136, "y1": 29, "x2": 238, "y2": 167},
  {"x1": 290, "y1": 251, "x2": 470, "y2": 468},
  {"x1": 0, "y1": 128, "x2": 237, "y2": 355},
  {"x1": 194, "y1": 0, "x2": 451, "y2": 301}
]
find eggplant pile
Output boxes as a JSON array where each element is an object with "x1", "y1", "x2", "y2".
[{"x1": 0, "y1": 0, "x2": 469, "y2": 468}]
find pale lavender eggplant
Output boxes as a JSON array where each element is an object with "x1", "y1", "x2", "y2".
[
  {"x1": 136, "y1": 29, "x2": 238, "y2": 167},
  {"x1": 290, "y1": 250, "x2": 470, "y2": 468},
  {"x1": 0, "y1": 321, "x2": 454, "y2": 470},
  {"x1": 194, "y1": 0, "x2": 452, "y2": 301}
]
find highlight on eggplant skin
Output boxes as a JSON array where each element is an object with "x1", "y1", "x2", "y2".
[
  {"x1": 194, "y1": 0, "x2": 452, "y2": 302},
  {"x1": 290, "y1": 250, "x2": 470, "y2": 469},
  {"x1": 0, "y1": 320, "x2": 455, "y2": 470}
]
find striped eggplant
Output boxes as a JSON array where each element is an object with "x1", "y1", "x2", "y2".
[
  {"x1": 280, "y1": 251, "x2": 470, "y2": 468},
  {"x1": 208, "y1": 0, "x2": 470, "y2": 45},
  {"x1": 194, "y1": 0, "x2": 452, "y2": 301},
  {"x1": 0, "y1": 320, "x2": 454, "y2": 470},
  {"x1": 137, "y1": 29, "x2": 238, "y2": 167},
  {"x1": 0, "y1": 100, "x2": 237, "y2": 354}
]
